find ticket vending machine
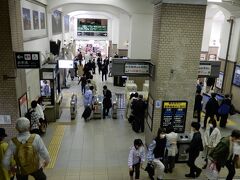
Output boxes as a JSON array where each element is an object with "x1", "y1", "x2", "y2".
[{"x1": 39, "y1": 63, "x2": 62, "y2": 122}]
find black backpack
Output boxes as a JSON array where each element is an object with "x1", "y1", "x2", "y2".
[{"x1": 25, "y1": 109, "x2": 34, "y2": 122}]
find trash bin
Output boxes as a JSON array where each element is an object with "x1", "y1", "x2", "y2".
[
  {"x1": 70, "y1": 94, "x2": 77, "y2": 120},
  {"x1": 176, "y1": 133, "x2": 192, "y2": 163}
]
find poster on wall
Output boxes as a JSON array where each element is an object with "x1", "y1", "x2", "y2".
[
  {"x1": 52, "y1": 10, "x2": 62, "y2": 35},
  {"x1": 64, "y1": 15, "x2": 69, "y2": 32},
  {"x1": 21, "y1": 0, "x2": 47, "y2": 41},
  {"x1": 77, "y1": 18, "x2": 108, "y2": 37},
  {"x1": 233, "y1": 65, "x2": 240, "y2": 87},
  {"x1": 22, "y1": 8, "x2": 31, "y2": 30},
  {"x1": 216, "y1": 72, "x2": 224, "y2": 89},
  {"x1": 40, "y1": 12, "x2": 45, "y2": 29},
  {"x1": 147, "y1": 94, "x2": 154, "y2": 119},
  {"x1": 161, "y1": 101, "x2": 188, "y2": 133},
  {"x1": 32, "y1": 10, "x2": 39, "y2": 29},
  {"x1": 18, "y1": 93, "x2": 28, "y2": 117}
]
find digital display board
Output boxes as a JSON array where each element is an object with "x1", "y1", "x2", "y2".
[
  {"x1": 233, "y1": 65, "x2": 240, "y2": 87},
  {"x1": 161, "y1": 101, "x2": 188, "y2": 133}
]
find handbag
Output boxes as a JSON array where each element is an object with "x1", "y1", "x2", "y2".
[
  {"x1": 234, "y1": 155, "x2": 240, "y2": 169},
  {"x1": 204, "y1": 160, "x2": 219, "y2": 180}
]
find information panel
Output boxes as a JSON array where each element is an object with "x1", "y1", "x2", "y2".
[
  {"x1": 161, "y1": 101, "x2": 188, "y2": 133},
  {"x1": 15, "y1": 51, "x2": 40, "y2": 68},
  {"x1": 233, "y1": 65, "x2": 240, "y2": 87},
  {"x1": 125, "y1": 63, "x2": 149, "y2": 74}
]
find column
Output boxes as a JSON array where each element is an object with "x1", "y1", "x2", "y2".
[
  {"x1": 0, "y1": 0, "x2": 26, "y2": 137},
  {"x1": 146, "y1": 0, "x2": 207, "y2": 144}
]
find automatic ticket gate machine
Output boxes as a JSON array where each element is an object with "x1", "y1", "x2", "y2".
[{"x1": 39, "y1": 63, "x2": 62, "y2": 122}]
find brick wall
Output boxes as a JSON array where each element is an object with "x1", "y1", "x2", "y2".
[
  {"x1": 0, "y1": 0, "x2": 25, "y2": 139},
  {"x1": 146, "y1": 3, "x2": 206, "y2": 144}
]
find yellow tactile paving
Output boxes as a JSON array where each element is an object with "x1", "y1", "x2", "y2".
[
  {"x1": 201, "y1": 112, "x2": 237, "y2": 126},
  {"x1": 47, "y1": 125, "x2": 65, "y2": 169}
]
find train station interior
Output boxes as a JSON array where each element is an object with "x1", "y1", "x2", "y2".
[{"x1": 1, "y1": 0, "x2": 240, "y2": 179}]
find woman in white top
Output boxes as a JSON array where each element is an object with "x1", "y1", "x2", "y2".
[
  {"x1": 203, "y1": 118, "x2": 221, "y2": 169},
  {"x1": 165, "y1": 125, "x2": 178, "y2": 173}
]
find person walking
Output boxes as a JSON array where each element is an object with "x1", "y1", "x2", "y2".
[
  {"x1": 101, "y1": 62, "x2": 108, "y2": 81},
  {"x1": 102, "y1": 85, "x2": 112, "y2": 119},
  {"x1": 218, "y1": 94, "x2": 231, "y2": 128},
  {"x1": 203, "y1": 93, "x2": 219, "y2": 128},
  {"x1": 0, "y1": 128, "x2": 15, "y2": 180},
  {"x1": 165, "y1": 125, "x2": 178, "y2": 173},
  {"x1": 29, "y1": 101, "x2": 41, "y2": 135},
  {"x1": 194, "y1": 89, "x2": 203, "y2": 123},
  {"x1": 78, "y1": 74, "x2": 87, "y2": 95},
  {"x1": 147, "y1": 128, "x2": 166, "y2": 180},
  {"x1": 3, "y1": 117, "x2": 50, "y2": 180},
  {"x1": 185, "y1": 122, "x2": 203, "y2": 178},
  {"x1": 128, "y1": 139, "x2": 145, "y2": 180},
  {"x1": 131, "y1": 94, "x2": 147, "y2": 132},
  {"x1": 83, "y1": 86, "x2": 94, "y2": 109},
  {"x1": 209, "y1": 129, "x2": 240, "y2": 180},
  {"x1": 202, "y1": 118, "x2": 221, "y2": 169}
]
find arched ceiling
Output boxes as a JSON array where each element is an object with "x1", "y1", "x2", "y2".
[
  {"x1": 208, "y1": 1, "x2": 240, "y2": 17},
  {"x1": 47, "y1": 0, "x2": 153, "y2": 16}
]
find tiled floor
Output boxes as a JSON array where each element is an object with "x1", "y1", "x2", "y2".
[{"x1": 40, "y1": 74, "x2": 240, "y2": 180}]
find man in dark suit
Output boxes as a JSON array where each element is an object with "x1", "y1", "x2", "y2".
[
  {"x1": 194, "y1": 90, "x2": 203, "y2": 123},
  {"x1": 203, "y1": 93, "x2": 219, "y2": 128},
  {"x1": 185, "y1": 122, "x2": 203, "y2": 178},
  {"x1": 103, "y1": 85, "x2": 112, "y2": 119}
]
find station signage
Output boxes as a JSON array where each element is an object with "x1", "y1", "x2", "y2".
[
  {"x1": 125, "y1": 63, "x2": 149, "y2": 74},
  {"x1": 161, "y1": 101, "x2": 188, "y2": 133},
  {"x1": 15, "y1": 51, "x2": 40, "y2": 68}
]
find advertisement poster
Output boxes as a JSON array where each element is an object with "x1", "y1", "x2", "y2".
[
  {"x1": 161, "y1": 101, "x2": 188, "y2": 133},
  {"x1": 18, "y1": 93, "x2": 28, "y2": 117},
  {"x1": 233, "y1": 65, "x2": 240, "y2": 87},
  {"x1": 32, "y1": 10, "x2": 39, "y2": 29},
  {"x1": 147, "y1": 95, "x2": 154, "y2": 119},
  {"x1": 216, "y1": 72, "x2": 224, "y2": 89},
  {"x1": 22, "y1": 8, "x2": 31, "y2": 30}
]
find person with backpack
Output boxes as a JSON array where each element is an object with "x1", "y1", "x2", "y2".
[
  {"x1": 185, "y1": 122, "x2": 203, "y2": 178},
  {"x1": 128, "y1": 139, "x2": 145, "y2": 180},
  {"x1": 3, "y1": 117, "x2": 50, "y2": 180},
  {"x1": 218, "y1": 94, "x2": 231, "y2": 128},
  {"x1": 147, "y1": 128, "x2": 166, "y2": 180},
  {"x1": 209, "y1": 129, "x2": 240, "y2": 180},
  {"x1": 0, "y1": 128, "x2": 15, "y2": 180}
]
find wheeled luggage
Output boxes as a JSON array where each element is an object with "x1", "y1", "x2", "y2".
[{"x1": 82, "y1": 106, "x2": 92, "y2": 121}]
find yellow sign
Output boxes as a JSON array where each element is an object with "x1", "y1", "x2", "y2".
[{"x1": 163, "y1": 102, "x2": 187, "y2": 109}]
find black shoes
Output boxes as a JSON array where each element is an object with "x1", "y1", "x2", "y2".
[
  {"x1": 196, "y1": 169, "x2": 202, "y2": 177},
  {"x1": 185, "y1": 174, "x2": 196, "y2": 178}
]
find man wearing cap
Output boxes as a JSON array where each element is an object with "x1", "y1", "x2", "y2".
[{"x1": 2, "y1": 117, "x2": 50, "y2": 180}]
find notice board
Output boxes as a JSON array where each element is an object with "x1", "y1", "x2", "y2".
[{"x1": 161, "y1": 101, "x2": 188, "y2": 133}]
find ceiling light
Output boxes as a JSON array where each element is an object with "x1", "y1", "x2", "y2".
[{"x1": 208, "y1": 0, "x2": 222, "y2": 2}]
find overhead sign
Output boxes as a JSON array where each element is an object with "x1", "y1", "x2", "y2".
[
  {"x1": 198, "y1": 61, "x2": 221, "y2": 78},
  {"x1": 198, "y1": 65, "x2": 211, "y2": 76},
  {"x1": 15, "y1": 51, "x2": 40, "y2": 68},
  {"x1": 125, "y1": 63, "x2": 149, "y2": 74},
  {"x1": 161, "y1": 101, "x2": 188, "y2": 133}
]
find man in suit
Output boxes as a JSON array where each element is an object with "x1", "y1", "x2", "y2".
[
  {"x1": 185, "y1": 122, "x2": 203, "y2": 178},
  {"x1": 203, "y1": 93, "x2": 219, "y2": 128}
]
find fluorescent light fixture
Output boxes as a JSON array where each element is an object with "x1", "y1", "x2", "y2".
[{"x1": 208, "y1": 0, "x2": 222, "y2": 2}]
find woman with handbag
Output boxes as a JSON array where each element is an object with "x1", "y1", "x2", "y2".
[{"x1": 202, "y1": 118, "x2": 221, "y2": 169}]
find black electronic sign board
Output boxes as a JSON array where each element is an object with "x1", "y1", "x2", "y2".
[{"x1": 161, "y1": 101, "x2": 188, "y2": 133}]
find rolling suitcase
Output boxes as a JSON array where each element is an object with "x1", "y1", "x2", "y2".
[{"x1": 82, "y1": 106, "x2": 92, "y2": 121}]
